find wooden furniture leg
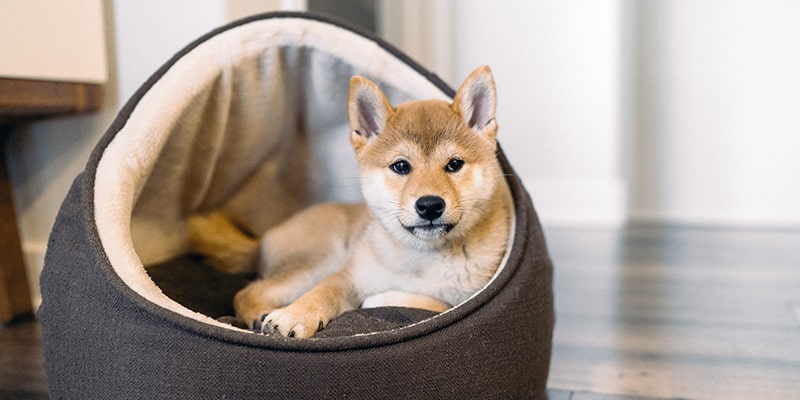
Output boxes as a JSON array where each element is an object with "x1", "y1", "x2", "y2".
[
  {"x1": 0, "y1": 78, "x2": 103, "y2": 324},
  {"x1": 0, "y1": 130, "x2": 33, "y2": 323}
]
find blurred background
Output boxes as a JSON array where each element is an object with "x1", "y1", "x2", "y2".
[{"x1": 2, "y1": 0, "x2": 799, "y2": 305}]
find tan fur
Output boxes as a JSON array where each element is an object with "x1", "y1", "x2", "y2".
[
  {"x1": 188, "y1": 66, "x2": 512, "y2": 337},
  {"x1": 187, "y1": 212, "x2": 259, "y2": 274}
]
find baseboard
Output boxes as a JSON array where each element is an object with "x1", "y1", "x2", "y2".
[
  {"x1": 629, "y1": 210, "x2": 800, "y2": 230},
  {"x1": 522, "y1": 177, "x2": 627, "y2": 228}
]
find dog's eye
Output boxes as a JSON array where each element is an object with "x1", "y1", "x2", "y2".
[
  {"x1": 390, "y1": 160, "x2": 412, "y2": 175},
  {"x1": 445, "y1": 158, "x2": 465, "y2": 173}
]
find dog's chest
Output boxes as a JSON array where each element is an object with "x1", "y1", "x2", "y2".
[
  {"x1": 412, "y1": 254, "x2": 492, "y2": 305},
  {"x1": 353, "y1": 243, "x2": 497, "y2": 306}
]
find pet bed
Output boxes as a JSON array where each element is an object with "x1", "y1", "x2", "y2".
[{"x1": 39, "y1": 12, "x2": 554, "y2": 399}]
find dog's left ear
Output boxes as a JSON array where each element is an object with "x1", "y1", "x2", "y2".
[{"x1": 453, "y1": 65, "x2": 498, "y2": 141}]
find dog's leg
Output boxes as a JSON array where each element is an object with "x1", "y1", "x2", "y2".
[
  {"x1": 261, "y1": 271, "x2": 359, "y2": 338},
  {"x1": 362, "y1": 291, "x2": 451, "y2": 312},
  {"x1": 188, "y1": 211, "x2": 259, "y2": 274},
  {"x1": 233, "y1": 261, "x2": 328, "y2": 331},
  {"x1": 234, "y1": 203, "x2": 369, "y2": 331}
]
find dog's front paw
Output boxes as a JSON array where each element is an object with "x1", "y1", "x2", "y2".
[{"x1": 261, "y1": 306, "x2": 328, "y2": 338}]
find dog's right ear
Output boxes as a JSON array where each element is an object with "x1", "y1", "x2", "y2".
[{"x1": 349, "y1": 76, "x2": 393, "y2": 151}]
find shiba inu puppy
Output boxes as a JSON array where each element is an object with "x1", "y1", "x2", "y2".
[{"x1": 189, "y1": 66, "x2": 512, "y2": 338}]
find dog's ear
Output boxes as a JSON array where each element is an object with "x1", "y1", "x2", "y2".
[
  {"x1": 453, "y1": 65, "x2": 498, "y2": 141},
  {"x1": 349, "y1": 76, "x2": 393, "y2": 151}
]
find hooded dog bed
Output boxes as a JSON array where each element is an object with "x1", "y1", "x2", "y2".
[{"x1": 39, "y1": 12, "x2": 554, "y2": 399}]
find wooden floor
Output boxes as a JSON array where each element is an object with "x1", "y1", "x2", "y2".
[
  {"x1": 0, "y1": 319, "x2": 46, "y2": 399},
  {"x1": 1, "y1": 225, "x2": 798, "y2": 399},
  {"x1": 546, "y1": 225, "x2": 800, "y2": 399}
]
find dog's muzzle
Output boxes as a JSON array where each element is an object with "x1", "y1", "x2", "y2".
[{"x1": 403, "y1": 196, "x2": 454, "y2": 240}]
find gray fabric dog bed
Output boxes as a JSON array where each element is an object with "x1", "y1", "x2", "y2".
[{"x1": 39, "y1": 12, "x2": 554, "y2": 399}]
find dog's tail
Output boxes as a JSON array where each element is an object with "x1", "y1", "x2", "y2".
[{"x1": 187, "y1": 211, "x2": 259, "y2": 274}]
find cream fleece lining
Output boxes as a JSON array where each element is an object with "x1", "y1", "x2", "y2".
[{"x1": 93, "y1": 17, "x2": 510, "y2": 332}]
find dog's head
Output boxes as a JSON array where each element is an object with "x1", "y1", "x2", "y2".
[{"x1": 348, "y1": 66, "x2": 503, "y2": 249}]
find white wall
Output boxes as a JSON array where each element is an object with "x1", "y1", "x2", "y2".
[
  {"x1": 0, "y1": 0, "x2": 107, "y2": 82},
  {"x1": 384, "y1": 0, "x2": 627, "y2": 227},
  {"x1": 383, "y1": 0, "x2": 800, "y2": 229},
  {"x1": 630, "y1": 0, "x2": 800, "y2": 227},
  {"x1": 5, "y1": 0, "x2": 302, "y2": 306},
  {"x1": 454, "y1": 0, "x2": 625, "y2": 227},
  {"x1": 114, "y1": 0, "x2": 306, "y2": 106}
]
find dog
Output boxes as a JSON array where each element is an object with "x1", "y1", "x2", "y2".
[{"x1": 188, "y1": 66, "x2": 512, "y2": 338}]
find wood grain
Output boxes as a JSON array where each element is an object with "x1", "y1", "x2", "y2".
[
  {"x1": 0, "y1": 77, "x2": 102, "y2": 121},
  {"x1": 0, "y1": 319, "x2": 46, "y2": 399},
  {"x1": 546, "y1": 226, "x2": 800, "y2": 400}
]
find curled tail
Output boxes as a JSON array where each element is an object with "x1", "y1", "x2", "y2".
[{"x1": 187, "y1": 211, "x2": 259, "y2": 274}]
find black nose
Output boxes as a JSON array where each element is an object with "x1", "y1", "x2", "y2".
[{"x1": 415, "y1": 196, "x2": 445, "y2": 221}]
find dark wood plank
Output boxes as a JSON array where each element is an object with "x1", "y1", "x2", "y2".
[
  {"x1": 0, "y1": 319, "x2": 47, "y2": 398},
  {"x1": 0, "y1": 77, "x2": 102, "y2": 121}
]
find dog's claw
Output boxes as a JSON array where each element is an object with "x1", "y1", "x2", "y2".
[
  {"x1": 252, "y1": 306, "x2": 331, "y2": 338},
  {"x1": 250, "y1": 313, "x2": 271, "y2": 333},
  {"x1": 246, "y1": 313, "x2": 273, "y2": 333}
]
